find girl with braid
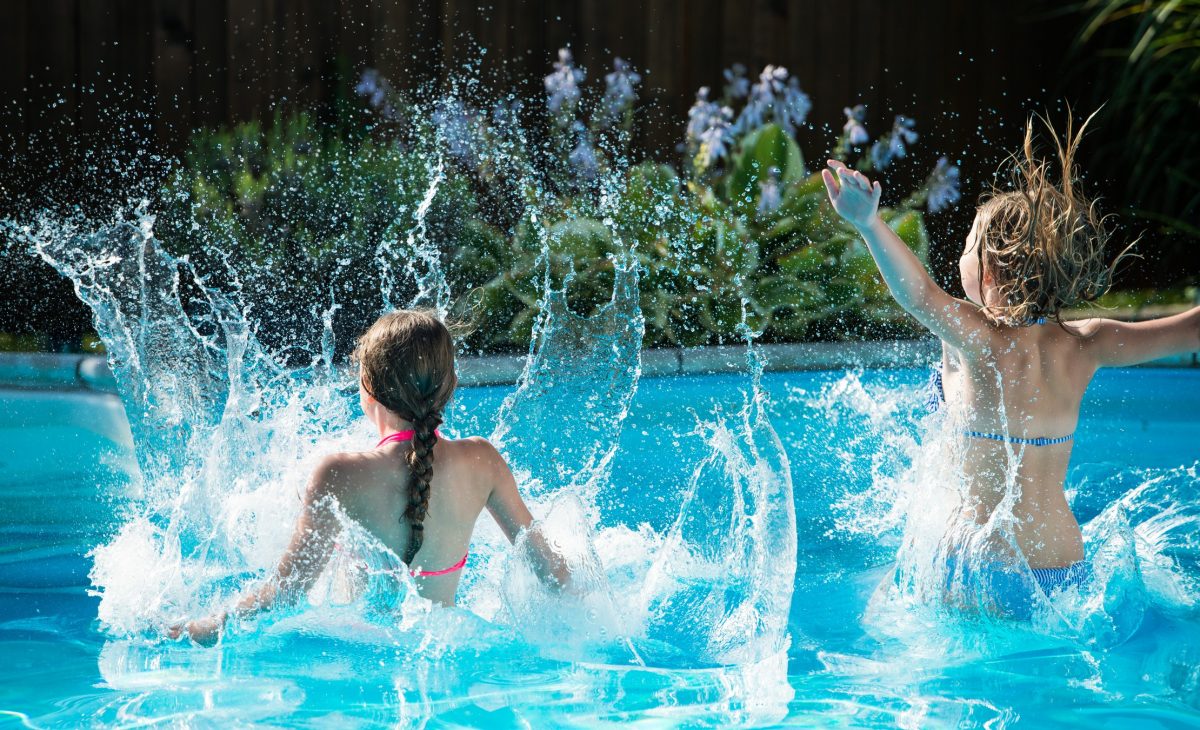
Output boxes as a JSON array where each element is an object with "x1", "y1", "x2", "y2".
[{"x1": 174, "y1": 310, "x2": 565, "y2": 646}]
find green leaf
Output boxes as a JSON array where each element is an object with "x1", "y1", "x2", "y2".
[
  {"x1": 548, "y1": 217, "x2": 615, "y2": 258},
  {"x1": 727, "y1": 124, "x2": 805, "y2": 213},
  {"x1": 752, "y1": 276, "x2": 827, "y2": 312},
  {"x1": 888, "y1": 209, "x2": 931, "y2": 260}
]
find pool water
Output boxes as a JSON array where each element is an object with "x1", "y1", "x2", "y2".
[{"x1": 2, "y1": 366, "x2": 1198, "y2": 727}]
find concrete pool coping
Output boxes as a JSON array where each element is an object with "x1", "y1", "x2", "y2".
[{"x1": 2, "y1": 341, "x2": 1197, "y2": 392}]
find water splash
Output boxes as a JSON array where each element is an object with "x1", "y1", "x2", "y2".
[
  {"x1": 633, "y1": 313, "x2": 797, "y2": 668},
  {"x1": 491, "y1": 252, "x2": 644, "y2": 504},
  {"x1": 4, "y1": 84, "x2": 798, "y2": 683},
  {"x1": 809, "y1": 368, "x2": 1200, "y2": 652},
  {"x1": 402, "y1": 155, "x2": 450, "y2": 315}
]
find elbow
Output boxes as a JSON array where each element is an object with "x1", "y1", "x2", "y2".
[{"x1": 892, "y1": 278, "x2": 932, "y2": 317}]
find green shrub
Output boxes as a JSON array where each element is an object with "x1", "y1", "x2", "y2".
[
  {"x1": 157, "y1": 112, "x2": 474, "y2": 359},
  {"x1": 162, "y1": 58, "x2": 958, "y2": 356}
]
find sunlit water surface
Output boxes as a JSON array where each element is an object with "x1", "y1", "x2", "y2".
[{"x1": 2, "y1": 367, "x2": 1198, "y2": 727}]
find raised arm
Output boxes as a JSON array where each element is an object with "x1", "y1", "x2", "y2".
[
  {"x1": 478, "y1": 439, "x2": 570, "y2": 588},
  {"x1": 1079, "y1": 306, "x2": 1200, "y2": 367},
  {"x1": 822, "y1": 160, "x2": 990, "y2": 353},
  {"x1": 174, "y1": 455, "x2": 346, "y2": 646}
]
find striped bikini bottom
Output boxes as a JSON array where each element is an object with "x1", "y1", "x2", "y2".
[{"x1": 945, "y1": 559, "x2": 1092, "y2": 620}]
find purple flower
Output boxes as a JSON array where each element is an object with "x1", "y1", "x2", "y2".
[
  {"x1": 596, "y1": 57, "x2": 641, "y2": 129},
  {"x1": 687, "y1": 87, "x2": 733, "y2": 169},
  {"x1": 569, "y1": 122, "x2": 599, "y2": 180},
  {"x1": 870, "y1": 115, "x2": 918, "y2": 169},
  {"x1": 776, "y1": 77, "x2": 811, "y2": 134},
  {"x1": 491, "y1": 97, "x2": 523, "y2": 127},
  {"x1": 432, "y1": 97, "x2": 477, "y2": 166},
  {"x1": 734, "y1": 66, "x2": 810, "y2": 135},
  {"x1": 734, "y1": 65, "x2": 785, "y2": 134},
  {"x1": 723, "y1": 64, "x2": 750, "y2": 100},
  {"x1": 355, "y1": 68, "x2": 398, "y2": 120},
  {"x1": 843, "y1": 105, "x2": 869, "y2": 146},
  {"x1": 926, "y1": 157, "x2": 961, "y2": 212},
  {"x1": 545, "y1": 48, "x2": 586, "y2": 119},
  {"x1": 758, "y1": 167, "x2": 783, "y2": 215}
]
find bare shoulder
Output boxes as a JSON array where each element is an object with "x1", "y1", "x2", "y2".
[
  {"x1": 443, "y1": 435, "x2": 507, "y2": 472},
  {"x1": 1063, "y1": 317, "x2": 1107, "y2": 339},
  {"x1": 307, "y1": 450, "x2": 376, "y2": 499}
]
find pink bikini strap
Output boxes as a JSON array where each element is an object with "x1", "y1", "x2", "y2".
[
  {"x1": 376, "y1": 429, "x2": 442, "y2": 447},
  {"x1": 410, "y1": 551, "x2": 468, "y2": 578}
]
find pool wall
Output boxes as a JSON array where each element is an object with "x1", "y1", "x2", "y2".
[{"x1": 2, "y1": 339, "x2": 1195, "y2": 390}]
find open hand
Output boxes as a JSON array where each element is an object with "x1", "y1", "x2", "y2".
[
  {"x1": 167, "y1": 612, "x2": 227, "y2": 647},
  {"x1": 821, "y1": 159, "x2": 882, "y2": 230}
]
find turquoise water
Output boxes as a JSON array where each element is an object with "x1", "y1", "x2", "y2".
[{"x1": 2, "y1": 366, "x2": 1199, "y2": 727}]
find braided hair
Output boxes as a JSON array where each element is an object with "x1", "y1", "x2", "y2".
[{"x1": 352, "y1": 310, "x2": 457, "y2": 566}]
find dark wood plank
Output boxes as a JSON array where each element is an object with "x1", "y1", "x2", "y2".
[
  {"x1": 24, "y1": 0, "x2": 78, "y2": 189},
  {"x1": 853, "y1": 0, "x2": 882, "y2": 122},
  {"x1": 813, "y1": 1, "x2": 846, "y2": 141},
  {"x1": 191, "y1": 0, "x2": 228, "y2": 128},
  {"x1": 542, "y1": 0, "x2": 581, "y2": 70},
  {"x1": 683, "y1": 0, "x2": 722, "y2": 96},
  {"x1": 154, "y1": 0, "x2": 195, "y2": 149},
  {"x1": 751, "y1": 0, "x2": 787, "y2": 75},
  {"x1": 278, "y1": 0, "x2": 322, "y2": 111},
  {"x1": 227, "y1": 0, "x2": 268, "y2": 121},
  {"x1": 0, "y1": 0, "x2": 30, "y2": 162},
  {"x1": 77, "y1": 0, "x2": 122, "y2": 136},
  {"x1": 111, "y1": 0, "x2": 158, "y2": 147},
  {"x1": 719, "y1": 0, "x2": 754, "y2": 72},
  {"x1": 372, "y1": 0, "x2": 438, "y2": 93},
  {"x1": 506, "y1": 0, "x2": 543, "y2": 100},
  {"x1": 337, "y1": 0, "x2": 376, "y2": 87}
]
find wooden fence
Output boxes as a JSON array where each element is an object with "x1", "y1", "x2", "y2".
[{"x1": 1, "y1": 1, "x2": 1076, "y2": 166}]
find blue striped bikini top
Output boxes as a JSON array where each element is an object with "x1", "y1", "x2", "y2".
[{"x1": 928, "y1": 369, "x2": 1074, "y2": 447}]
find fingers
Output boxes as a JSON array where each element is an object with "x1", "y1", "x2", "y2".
[
  {"x1": 836, "y1": 167, "x2": 866, "y2": 194},
  {"x1": 828, "y1": 160, "x2": 875, "y2": 192},
  {"x1": 821, "y1": 168, "x2": 839, "y2": 198},
  {"x1": 872, "y1": 180, "x2": 882, "y2": 204}
]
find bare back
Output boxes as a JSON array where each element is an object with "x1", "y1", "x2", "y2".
[
  {"x1": 943, "y1": 321, "x2": 1098, "y2": 568},
  {"x1": 322, "y1": 436, "x2": 533, "y2": 605}
]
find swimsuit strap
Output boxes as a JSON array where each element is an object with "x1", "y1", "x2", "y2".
[
  {"x1": 927, "y1": 368, "x2": 946, "y2": 413},
  {"x1": 932, "y1": 368, "x2": 1073, "y2": 446},
  {"x1": 376, "y1": 429, "x2": 442, "y2": 448},
  {"x1": 410, "y1": 551, "x2": 468, "y2": 578},
  {"x1": 332, "y1": 543, "x2": 470, "y2": 579},
  {"x1": 962, "y1": 430, "x2": 1073, "y2": 447}
]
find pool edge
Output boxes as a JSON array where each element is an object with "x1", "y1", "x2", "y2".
[{"x1": 4, "y1": 342, "x2": 1196, "y2": 390}]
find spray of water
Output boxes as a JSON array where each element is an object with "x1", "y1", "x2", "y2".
[
  {"x1": 3, "y1": 79, "x2": 797, "y2": 689},
  {"x1": 805, "y1": 368, "x2": 1200, "y2": 655}
]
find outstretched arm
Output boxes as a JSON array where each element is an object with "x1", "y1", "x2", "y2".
[
  {"x1": 1080, "y1": 306, "x2": 1200, "y2": 367},
  {"x1": 821, "y1": 160, "x2": 991, "y2": 353},
  {"x1": 172, "y1": 455, "x2": 346, "y2": 646}
]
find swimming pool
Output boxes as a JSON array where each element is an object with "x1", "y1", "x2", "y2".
[{"x1": 2, "y1": 365, "x2": 1198, "y2": 727}]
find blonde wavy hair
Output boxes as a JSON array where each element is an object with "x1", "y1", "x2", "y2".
[{"x1": 972, "y1": 110, "x2": 1134, "y2": 326}]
